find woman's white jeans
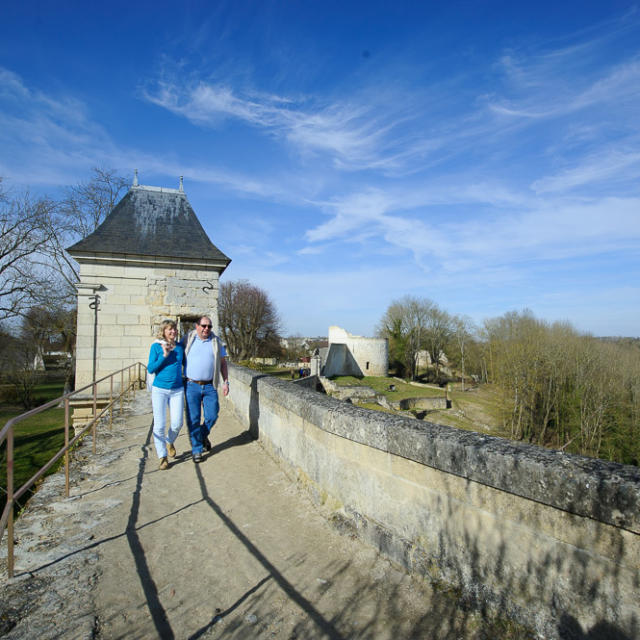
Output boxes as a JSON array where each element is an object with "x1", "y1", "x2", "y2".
[{"x1": 151, "y1": 386, "x2": 184, "y2": 458}]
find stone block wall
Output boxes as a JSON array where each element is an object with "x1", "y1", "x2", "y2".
[
  {"x1": 225, "y1": 363, "x2": 640, "y2": 640},
  {"x1": 75, "y1": 260, "x2": 221, "y2": 393},
  {"x1": 325, "y1": 326, "x2": 388, "y2": 377}
]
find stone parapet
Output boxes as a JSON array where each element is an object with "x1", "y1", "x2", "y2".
[{"x1": 226, "y1": 363, "x2": 640, "y2": 639}]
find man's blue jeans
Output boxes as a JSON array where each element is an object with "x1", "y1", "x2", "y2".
[{"x1": 184, "y1": 381, "x2": 219, "y2": 454}]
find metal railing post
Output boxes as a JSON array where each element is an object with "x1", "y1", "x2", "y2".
[
  {"x1": 7, "y1": 427, "x2": 14, "y2": 578},
  {"x1": 1, "y1": 362, "x2": 148, "y2": 578},
  {"x1": 109, "y1": 375, "x2": 113, "y2": 429},
  {"x1": 92, "y1": 382, "x2": 97, "y2": 455},
  {"x1": 64, "y1": 398, "x2": 70, "y2": 498}
]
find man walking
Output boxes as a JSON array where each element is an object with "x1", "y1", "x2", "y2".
[{"x1": 182, "y1": 316, "x2": 230, "y2": 463}]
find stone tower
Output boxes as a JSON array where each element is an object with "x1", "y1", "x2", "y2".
[{"x1": 66, "y1": 177, "x2": 231, "y2": 400}]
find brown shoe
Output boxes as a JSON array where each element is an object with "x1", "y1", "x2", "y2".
[
  {"x1": 159, "y1": 457, "x2": 169, "y2": 470},
  {"x1": 167, "y1": 442, "x2": 176, "y2": 458}
]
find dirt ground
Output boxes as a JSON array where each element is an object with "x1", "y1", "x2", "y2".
[{"x1": 0, "y1": 392, "x2": 532, "y2": 640}]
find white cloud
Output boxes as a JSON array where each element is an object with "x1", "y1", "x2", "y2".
[
  {"x1": 531, "y1": 149, "x2": 640, "y2": 193},
  {"x1": 144, "y1": 78, "x2": 427, "y2": 171}
]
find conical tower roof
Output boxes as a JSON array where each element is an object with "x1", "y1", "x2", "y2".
[{"x1": 66, "y1": 183, "x2": 231, "y2": 271}]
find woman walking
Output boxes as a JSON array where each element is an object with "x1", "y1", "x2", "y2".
[{"x1": 148, "y1": 320, "x2": 184, "y2": 470}]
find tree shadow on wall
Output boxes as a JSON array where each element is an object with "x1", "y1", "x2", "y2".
[
  {"x1": 559, "y1": 615, "x2": 634, "y2": 640},
  {"x1": 414, "y1": 472, "x2": 638, "y2": 640},
  {"x1": 186, "y1": 463, "x2": 536, "y2": 640}
]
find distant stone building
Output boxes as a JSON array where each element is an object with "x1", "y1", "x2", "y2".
[
  {"x1": 416, "y1": 349, "x2": 449, "y2": 369},
  {"x1": 66, "y1": 175, "x2": 231, "y2": 406},
  {"x1": 322, "y1": 326, "x2": 388, "y2": 377}
]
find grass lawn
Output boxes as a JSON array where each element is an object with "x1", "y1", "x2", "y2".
[
  {"x1": 261, "y1": 366, "x2": 295, "y2": 380},
  {"x1": 237, "y1": 362, "x2": 295, "y2": 380},
  {"x1": 329, "y1": 375, "x2": 507, "y2": 437},
  {"x1": 1, "y1": 382, "x2": 66, "y2": 514},
  {"x1": 240, "y1": 365, "x2": 508, "y2": 439},
  {"x1": 329, "y1": 375, "x2": 444, "y2": 401}
]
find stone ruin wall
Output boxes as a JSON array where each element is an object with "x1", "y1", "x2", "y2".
[{"x1": 327, "y1": 326, "x2": 388, "y2": 376}]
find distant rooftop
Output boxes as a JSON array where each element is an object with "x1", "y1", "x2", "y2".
[{"x1": 66, "y1": 177, "x2": 231, "y2": 269}]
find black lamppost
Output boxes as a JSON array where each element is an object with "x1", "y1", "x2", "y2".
[{"x1": 89, "y1": 294, "x2": 100, "y2": 382}]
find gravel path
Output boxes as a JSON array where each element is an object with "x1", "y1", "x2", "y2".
[{"x1": 0, "y1": 392, "x2": 528, "y2": 639}]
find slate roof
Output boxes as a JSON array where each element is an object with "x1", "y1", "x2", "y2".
[{"x1": 66, "y1": 185, "x2": 231, "y2": 267}]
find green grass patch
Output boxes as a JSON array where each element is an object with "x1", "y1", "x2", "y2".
[
  {"x1": 358, "y1": 402, "x2": 397, "y2": 415},
  {"x1": 262, "y1": 367, "x2": 296, "y2": 379},
  {"x1": 237, "y1": 362, "x2": 295, "y2": 379},
  {"x1": 1, "y1": 382, "x2": 66, "y2": 515},
  {"x1": 329, "y1": 376, "x2": 510, "y2": 438},
  {"x1": 330, "y1": 376, "x2": 444, "y2": 401}
]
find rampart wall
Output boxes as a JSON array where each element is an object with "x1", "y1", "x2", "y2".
[{"x1": 226, "y1": 363, "x2": 640, "y2": 639}]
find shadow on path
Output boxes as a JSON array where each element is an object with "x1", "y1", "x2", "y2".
[
  {"x1": 194, "y1": 464, "x2": 345, "y2": 639},
  {"x1": 210, "y1": 429, "x2": 254, "y2": 457},
  {"x1": 16, "y1": 497, "x2": 203, "y2": 578},
  {"x1": 124, "y1": 421, "x2": 174, "y2": 639},
  {"x1": 188, "y1": 575, "x2": 273, "y2": 639}
]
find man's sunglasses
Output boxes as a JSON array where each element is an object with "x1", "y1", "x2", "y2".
[{"x1": 199, "y1": 324, "x2": 213, "y2": 329}]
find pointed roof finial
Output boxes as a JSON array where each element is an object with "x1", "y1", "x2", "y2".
[
  {"x1": 133, "y1": 169, "x2": 139, "y2": 187},
  {"x1": 179, "y1": 176, "x2": 184, "y2": 192}
]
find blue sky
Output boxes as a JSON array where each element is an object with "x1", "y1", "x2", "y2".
[{"x1": 1, "y1": 1, "x2": 639, "y2": 337}]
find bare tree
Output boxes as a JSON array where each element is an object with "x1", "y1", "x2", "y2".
[
  {"x1": 283, "y1": 335, "x2": 307, "y2": 361},
  {"x1": 218, "y1": 280, "x2": 282, "y2": 360},
  {"x1": 0, "y1": 182, "x2": 58, "y2": 321},
  {"x1": 53, "y1": 167, "x2": 129, "y2": 289},
  {"x1": 423, "y1": 303, "x2": 453, "y2": 380},
  {"x1": 377, "y1": 296, "x2": 433, "y2": 380},
  {"x1": 60, "y1": 167, "x2": 129, "y2": 240},
  {"x1": 452, "y1": 315, "x2": 476, "y2": 391},
  {"x1": 0, "y1": 169, "x2": 129, "y2": 322},
  {"x1": 376, "y1": 301, "x2": 409, "y2": 376}
]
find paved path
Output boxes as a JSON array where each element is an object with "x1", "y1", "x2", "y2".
[{"x1": 1, "y1": 393, "x2": 518, "y2": 639}]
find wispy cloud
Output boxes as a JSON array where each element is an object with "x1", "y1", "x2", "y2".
[
  {"x1": 143, "y1": 78, "x2": 423, "y2": 171},
  {"x1": 531, "y1": 149, "x2": 640, "y2": 193},
  {"x1": 0, "y1": 68, "x2": 310, "y2": 202},
  {"x1": 488, "y1": 32, "x2": 640, "y2": 121},
  {"x1": 304, "y1": 180, "x2": 640, "y2": 275},
  {"x1": 0, "y1": 66, "x2": 122, "y2": 185}
]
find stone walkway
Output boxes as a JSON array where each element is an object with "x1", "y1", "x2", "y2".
[{"x1": 0, "y1": 393, "x2": 527, "y2": 639}]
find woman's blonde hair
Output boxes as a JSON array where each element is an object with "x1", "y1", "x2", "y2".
[{"x1": 156, "y1": 319, "x2": 177, "y2": 340}]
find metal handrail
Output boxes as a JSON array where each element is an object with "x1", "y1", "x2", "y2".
[{"x1": 0, "y1": 362, "x2": 146, "y2": 578}]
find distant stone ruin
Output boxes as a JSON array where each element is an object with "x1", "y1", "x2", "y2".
[{"x1": 322, "y1": 326, "x2": 388, "y2": 377}]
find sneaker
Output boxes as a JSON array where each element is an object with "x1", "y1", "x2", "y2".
[
  {"x1": 193, "y1": 453, "x2": 203, "y2": 463},
  {"x1": 203, "y1": 436, "x2": 212, "y2": 452},
  {"x1": 159, "y1": 457, "x2": 169, "y2": 470},
  {"x1": 167, "y1": 442, "x2": 176, "y2": 458}
]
